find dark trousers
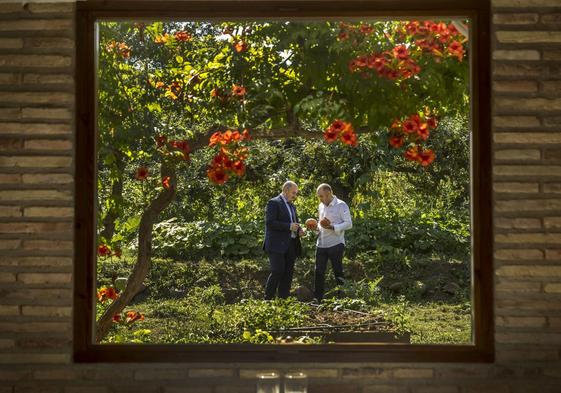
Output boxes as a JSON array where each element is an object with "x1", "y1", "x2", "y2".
[
  {"x1": 314, "y1": 243, "x2": 345, "y2": 301},
  {"x1": 264, "y1": 239, "x2": 297, "y2": 299}
]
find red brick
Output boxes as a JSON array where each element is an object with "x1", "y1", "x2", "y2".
[
  {"x1": 497, "y1": 31, "x2": 561, "y2": 44},
  {"x1": 496, "y1": 265, "x2": 561, "y2": 277},
  {"x1": 22, "y1": 174, "x2": 73, "y2": 184},
  {"x1": 22, "y1": 240, "x2": 72, "y2": 251},
  {"x1": 493, "y1": 64, "x2": 542, "y2": 77},
  {"x1": 0, "y1": 206, "x2": 23, "y2": 217},
  {"x1": 0, "y1": 92, "x2": 73, "y2": 105},
  {"x1": 495, "y1": 217, "x2": 541, "y2": 229},
  {"x1": 545, "y1": 249, "x2": 561, "y2": 260},
  {"x1": 21, "y1": 109, "x2": 72, "y2": 121},
  {"x1": 0, "y1": 107, "x2": 21, "y2": 119},
  {"x1": 0, "y1": 73, "x2": 20, "y2": 85},
  {"x1": 495, "y1": 132, "x2": 561, "y2": 144},
  {"x1": 0, "y1": 239, "x2": 21, "y2": 250},
  {"x1": 542, "y1": 13, "x2": 561, "y2": 24},
  {"x1": 0, "y1": 3, "x2": 21, "y2": 13},
  {"x1": 493, "y1": 80, "x2": 539, "y2": 93},
  {"x1": 27, "y1": 3, "x2": 74, "y2": 13},
  {"x1": 497, "y1": 348, "x2": 558, "y2": 362},
  {"x1": 493, "y1": 182, "x2": 539, "y2": 193},
  {"x1": 0, "y1": 305, "x2": 19, "y2": 316},
  {"x1": 33, "y1": 369, "x2": 81, "y2": 380},
  {"x1": 0, "y1": 138, "x2": 23, "y2": 150},
  {"x1": 17, "y1": 272, "x2": 71, "y2": 285},
  {"x1": 0, "y1": 190, "x2": 72, "y2": 201},
  {"x1": 24, "y1": 38, "x2": 74, "y2": 49},
  {"x1": 544, "y1": 183, "x2": 561, "y2": 194},
  {"x1": 0, "y1": 272, "x2": 16, "y2": 283},
  {"x1": 493, "y1": 13, "x2": 539, "y2": 24},
  {"x1": 495, "y1": 248, "x2": 544, "y2": 260},
  {"x1": 544, "y1": 148, "x2": 561, "y2": 161},
  {"x1": 0, "y1": 38, "x2": 23, "y2": 49},
  {"x1": 0, "y1": 19, "x2": 73, "y2": 31},
  {"x1": 0, "y1": 55, "x2": 71, "y2": 68},
  {"x1": 0, "y1": 288, "x2": 72, "y2": 304},
  {"x1": 0, "y1": 257, "x2": 72, "y2": 267},
  {"x1": 23, "y1": 207, "x2": 73, "y2": 218},
  {"x1": 0, "y1": 222, "x2": 72, "y2": 234},
  {"x1": 494, "y1": 149, "x2": 540, "y2": 161},
  {"x1": 0, "y1": 122, "x2": 71, "y2": 135},
  {"x1": 18, "y1": 338, "x2": 70, "y2": 349},
  {"x1": 21, "y1": 305, "x2": 71, "y2": 317},
  {"x1": 0, "y1": 322, "x2": 70, "y2": 334},
  {"x1": 309, "y1": 385, "x2": 360, "y2": 393}
]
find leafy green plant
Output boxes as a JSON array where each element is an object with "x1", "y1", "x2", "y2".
[
  {"x1": 319, "y1": 297, "x2": 369, "y2": 312},
  {"x1": 242, "y1": 329, "x2": 275, "y2": 344},
  {"x1": 152, "y1": 218, "x2": 264, "y2": 260},
  {"x1": 323, "y1": 276, "x2": 383, "y2": 308},
  {"x1": 385, "y1": 295, "x2": 411, "y2": 335},
  {"x1": 234, "y1": 298, "x2": 312, "y2": 331}
]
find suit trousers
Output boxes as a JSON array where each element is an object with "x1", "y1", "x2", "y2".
[
  {"x1": 264, "y1": 238, "x2": 297, "y2": 299},
  {"x1": 314, "y1": 243, "x2": 345, "y2": 301}
]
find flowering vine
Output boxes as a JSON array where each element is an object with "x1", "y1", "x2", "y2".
[
  {"x1": 323, "y1": 120, "x2": 358, "y2": 147},
  {"x1": 388, "y1": 112, "x2": 437, "y2": 167},
  {"x1": 207, "y1": 129, "x2": 251, "y2": 184}
]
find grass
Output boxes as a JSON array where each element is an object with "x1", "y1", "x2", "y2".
[
  {"x1": 403, "y1": 302, "x2": 471, "y2": 344},
  {"x1": 102, "y1": 297, "x2": 472, "y2": 345},
  {"x1": 97, "y1": 253, "x2": 472, "y2": 345}
]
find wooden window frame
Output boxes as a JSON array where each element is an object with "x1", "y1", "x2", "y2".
[{"x1": 74, "y1": 0, "x2": 493, "y2": 363}]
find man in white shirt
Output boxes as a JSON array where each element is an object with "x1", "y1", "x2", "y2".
[{"x1": 308, "y1": 183, "x2": 353, "y2": 302}]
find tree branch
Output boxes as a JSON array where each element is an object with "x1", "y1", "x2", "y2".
[
  {"x1": 95, "y1": 164, "x2": 177, "y2": 342},
  {"x1": 188, "y1": 125, "x2": 375, "y2": 151}
]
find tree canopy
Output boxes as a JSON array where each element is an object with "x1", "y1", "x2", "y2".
[{"x1": 94, "y1": 19, "x2": 470, "y2": 341}]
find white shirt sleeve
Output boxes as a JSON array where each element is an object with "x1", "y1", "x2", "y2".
[{"x1": 333, "y1": 203, "x2": 352, "y2": 235}]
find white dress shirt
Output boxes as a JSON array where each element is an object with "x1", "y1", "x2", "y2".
[{"x1": 317, "y1": 196, "x2": 352, "y2": 248}]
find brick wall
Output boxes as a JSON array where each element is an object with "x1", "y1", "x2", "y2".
[{"x1": 0, "y1": 1, "x2": 560, "y2": 392}]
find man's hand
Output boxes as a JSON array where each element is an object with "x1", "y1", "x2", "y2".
[
  {"x1": 320, "y1": 217, "x2": 332, "y2": 229},
  {"x1": 290, "y1": 223, "x2": 300, "y2": 232}
]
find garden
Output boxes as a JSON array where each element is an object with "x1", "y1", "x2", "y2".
[{"x1": 95, "y1": 19, "x2": 472, "y2": 345}]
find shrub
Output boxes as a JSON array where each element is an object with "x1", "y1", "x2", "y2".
[{"x1": 151, "y1": 218, "x2": 265, "y2": 260}]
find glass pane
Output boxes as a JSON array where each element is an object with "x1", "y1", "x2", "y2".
[{"x1": 94, "y1": 19, "x2": 472, "y2": 345}]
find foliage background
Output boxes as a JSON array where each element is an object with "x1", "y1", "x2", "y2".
[{"x1": 95, "y1": 20, "x2": 471, "y2": 344}]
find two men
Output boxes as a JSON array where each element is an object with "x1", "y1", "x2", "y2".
[{"x1": 263, "y1": 181, "x2": 352, "y2": 302}]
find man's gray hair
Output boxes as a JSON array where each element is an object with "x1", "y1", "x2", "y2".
[
  {"x1": 282, "y1": 181, "x2": 298, "y2": 192},
  {"x1": 316, "y1": 183, "x2": 332, "y2": 194}
]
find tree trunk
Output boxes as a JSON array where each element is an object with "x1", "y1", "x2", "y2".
[
  {"x1": 100, "y1": 174, "x2": 123, "y2": 242},
  {"x1": 95, "y1": 164, "x2": 177, "y2": 342},
  {"x1": 100, "y1": 152, "x2": 125, "y2": 242}
]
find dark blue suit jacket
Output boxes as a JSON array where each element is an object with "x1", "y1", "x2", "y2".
[{"x1": 263, "y1": 195, "x2": 302, "y2": 256}]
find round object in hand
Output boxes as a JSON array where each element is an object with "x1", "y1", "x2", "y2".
[{"x1": 305, "y1": 218, "x2": 318, "y2": 229}]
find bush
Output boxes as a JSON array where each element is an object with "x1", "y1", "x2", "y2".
[
  {"x1": 151, "y1": 218, "x2": 265, "y2": 260},
  {"x1": 346, "y1": 211, "x2": 469, "y2": 261}
]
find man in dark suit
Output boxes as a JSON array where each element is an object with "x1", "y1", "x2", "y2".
[{"x1": 263, "y1": 181, "x2": 304, "y2": 299}]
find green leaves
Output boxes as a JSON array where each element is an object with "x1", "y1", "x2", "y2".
[{"x1": 152, "y1": 219, "x2": 264, "y2": 260}]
